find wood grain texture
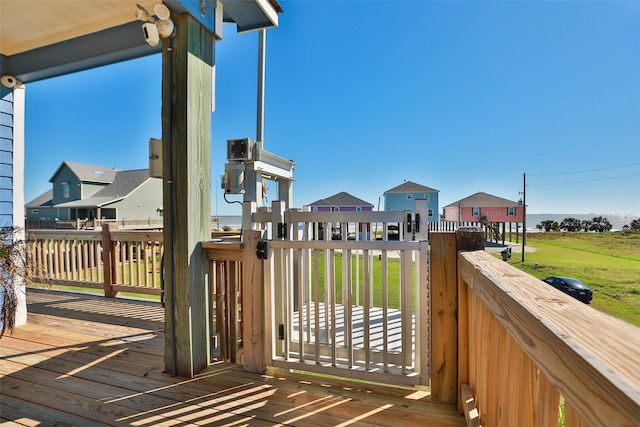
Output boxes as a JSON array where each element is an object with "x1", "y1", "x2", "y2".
[
  {"x1": 460, "y1": 384, "x2": 483, "y2": 427},
  {"x1": 162, "y1": 12, "x2": 213, "y2": 377},
  {"x1": 0, "y1": 288, "x2": 465, "y2": 427},
  {"x1": 459, "y1": 250, "x2": 640, "y2": 427},
  {"x1": 430, "y1": 232, "x2": 458, "y2": 403}
]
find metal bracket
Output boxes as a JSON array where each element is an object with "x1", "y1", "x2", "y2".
[
  {"x1": 256, "y1": 240, "x2": 268, "y2": 260},
  {"x1": 278, "y1": 323, "x2": 285, "y2": 340},
  {"x1": 278, "y1": 222, "x2": 287, "y2": 239}
]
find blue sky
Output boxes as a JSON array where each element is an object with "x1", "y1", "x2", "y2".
[{"x1": 24, "y1": 1, "x2": 640, "y2": 216}]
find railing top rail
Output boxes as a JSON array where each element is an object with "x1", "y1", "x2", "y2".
[
  {"x1": 109, "y1": 230, "x2": 164, "y2": 242},
  {"x1": 459, "y1": 250, "x2": 640, "y2": 426},
  {"x1": 252, "y1": 209, "x2": 410, "y2": 224},
  {"x1": 26, "y1": 230, "x2": 102, "y2": 241},
  {"x1": 269, "y1": 240, "x2": 426, "y2": 251},
  {"x1": 202, "y1": 239, "x2": 244, "y2": 262},
  {"x1": 286, "y1": 210, "x2": 409, "y2": 223}
]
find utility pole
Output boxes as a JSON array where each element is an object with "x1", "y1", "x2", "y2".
[{"x1": 521, "y1": 173, "x2": 526, "y2": 262}]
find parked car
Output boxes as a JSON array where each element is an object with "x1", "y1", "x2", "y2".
[{"x1": 542, "y1": 276, "x2": 593, "y2": 304}]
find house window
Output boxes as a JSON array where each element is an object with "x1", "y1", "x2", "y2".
[
  {"x1": 406, "y1": 194, "x2": 412, "y2": 200},
  {"x1": 508, "y1": 207, "x2": 515, "y2": 216},
  {"x1": 333, "y1": 207, "x2": 340, "y2": 212},
  {"x1": 472, "y1": 207, "x2": 480, "y2": 216},
  {"x1": 356, "y1": 207, "x2": 362, "y2": 212},
  {"x1": 62, "y1": 182, "x2": 69, "y2": 198},
  {"x1": 428, "y1": 209, "x2": 433, "y2": 217},
  {"x1": 31, "y1": 209, "x2": 38, "y2": 214},
  {"x1": 423, "y1": 194, "x2": 430, "y2": 202},
  {"x1": 496, "y1": 212, "x2": 501, "y2": 216}
]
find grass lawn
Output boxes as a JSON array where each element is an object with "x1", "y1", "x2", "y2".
[{"x1": 504, "y1": 230, "x2": 640, "y2": 327}]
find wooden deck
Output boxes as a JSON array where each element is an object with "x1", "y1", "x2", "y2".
[{"x1": 0, "y1": 288, "x2": 465, "y2": 427}]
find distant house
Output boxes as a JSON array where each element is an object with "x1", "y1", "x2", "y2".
[
  {"x1": 25, "y1": 161, "x2": 162, "y2": 222},
  {"x1": 442, "y1": 192, "x2": 524, "y2": 223},
  {"x1": 383, "y1": 181, "x2": 440, "y2": 222},
  {"x1": 306, "y1": 192, "x2": 373, "y2": 240},
  {"x1": 307, "y1": 191, "x2": 374, "y2": 212}
]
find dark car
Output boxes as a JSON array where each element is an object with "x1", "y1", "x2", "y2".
[{"x1": 542, "y1": 276, "x2": 593, "y2": 304}]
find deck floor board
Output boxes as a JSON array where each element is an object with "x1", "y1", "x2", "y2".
[{"x1": 0, "y1": 288, "x2": 465, "y2": 426}]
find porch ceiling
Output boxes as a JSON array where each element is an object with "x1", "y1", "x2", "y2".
[{"x1": 0, "y1": 0, "x2": 280, "y2": 84}]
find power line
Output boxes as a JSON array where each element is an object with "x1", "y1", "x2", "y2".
[
  {"x1": 529, "y1": 162, "x2": 640, "y2": 177},
  {"x1": 529, "y1": 172, "x2": 640, "y2": 187}
]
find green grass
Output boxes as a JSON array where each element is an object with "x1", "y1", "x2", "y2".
[
  {"x1": 504, "y1": 230, "x2": 640, "y2": 327},
  {"x1": 301, "y1": 251, "x2": 412, "y2": 310}
]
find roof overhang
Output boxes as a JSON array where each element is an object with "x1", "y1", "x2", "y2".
[
  {"x1": 221, "y1": 0, "x2": 282, "y2": 33},
  {"x1": 1, "y1": 0, "x2": 281, "y2": 85}
]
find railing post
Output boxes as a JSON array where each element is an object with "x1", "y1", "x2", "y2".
[
  {"x1": 430, "y1": 227, "x2": 484, "y2": 406},
  {"x1": 101, "y1": 222, "x2": 118, "y2": 298},
  {"x1": 430, "y1": 231, "x2": 458, "y2": 404},
  {"x1": 242, "y1": 230, "x2": 264, "y2": 373},
  {"x1": 454, "y1": 226, "x2": 484, "y2": 413}
]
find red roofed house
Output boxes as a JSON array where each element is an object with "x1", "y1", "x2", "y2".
[{"x1": 442, "y1": 192, "x2": 524, "y2": 242}]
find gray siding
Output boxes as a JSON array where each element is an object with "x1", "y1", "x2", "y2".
[
  {"x1": 27, "y1": 206, "x2": 59, "y2": 220},
  {"x1": 82, "y1": 182, "x2": 107, "y2": 198},
  {"x1": 103, "y1": 178, "x2": 163, "y2": 219},
  {"x1": 51, "y1": 167, "x2": 81, "y2": 205}
]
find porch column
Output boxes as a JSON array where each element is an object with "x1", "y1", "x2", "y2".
[
  {"x1": 2, "y1": 83, "x2": 26, "y2": 329},
  {"x1": 162, "y1": 12, "x2": 213, "y2": 377}
]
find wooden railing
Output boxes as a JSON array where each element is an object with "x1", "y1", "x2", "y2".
[
  {"x1": 202, "y1": 231, "x2": 262, "y2": 372},
  {"x1": 452, "y1": 232, "x2": 640, "y2": 427},
  {"x1": 26, "y1": 225, "x2": 164, "y2": 297},
  {"x1": 26, "y1": 218, "x2": 164, "y2": 230}
]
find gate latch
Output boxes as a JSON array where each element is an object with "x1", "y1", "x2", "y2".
[
  {"x1": 277, "y1": 222, "x2": 287, "y2": 239},
  {"x1": 256, "y1": 240, "x2": 268, "y2": 260}
]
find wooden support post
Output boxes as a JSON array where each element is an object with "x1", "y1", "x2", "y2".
[
  {"x1": 430, "y1": 231, "x2": 458, "y2": 404},
  {"x1": 162, "y1": 12, "x2": 214, "y2": 378},
  {"x1": 101, "y1": 222, "x2": 118, "y2": 298},
  {"x1": 455, "y1": 226, "x2": 484, "y2": 413},
  {"x1": 242, "y1": 230, "x2": 264, "y2": 373}
]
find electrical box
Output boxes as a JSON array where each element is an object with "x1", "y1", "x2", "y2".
[
  {"x1": 222, "y1": 162, "x2": 245, "y2": 194},
  {"x1": 227, "y1": 138, "x2": 254, "y2": 161},
  {"x1": 149, "y1": 138, "x2": 162, "y2": 178}
]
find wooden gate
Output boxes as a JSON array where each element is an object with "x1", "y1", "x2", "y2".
[{"x1": 255, "y1": 202, "x2": 431, "y2": 386}]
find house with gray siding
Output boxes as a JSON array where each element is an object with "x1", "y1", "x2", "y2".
[
  {"x1": 383, "y1": 181, "x2": 440, "y2": 222},
  {"x1": 26, "y1": 161, "x2": 162, "y2": 222}
]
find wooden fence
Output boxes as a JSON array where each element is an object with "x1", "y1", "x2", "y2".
[{"x1": 26, "y1": 225, "x2": 164, "y2": 297}]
